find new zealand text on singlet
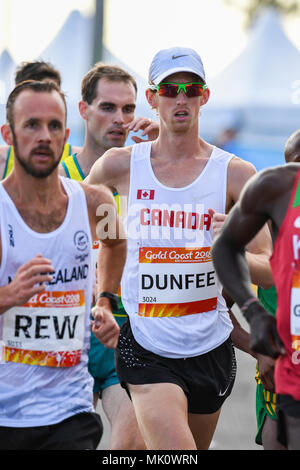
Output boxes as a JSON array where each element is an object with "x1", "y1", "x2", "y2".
[{"x1": 0, "y1": 178, "x2": 95, "y2": 426}]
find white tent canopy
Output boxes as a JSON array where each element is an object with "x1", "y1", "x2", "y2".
[
  {"x1": 40, "y1": 10, "x2": 152, "y2": 144},
  {"x1": 0, "y1": 49, "x2": 16, "y2": 129},
  {"x1": 1, "y1": 7, "x2": 299, "y2": 159},
  {"x1": 40, "y1": 10, "x2": 94, "y2": 141},
  {"x1": 209, "y1": 7, "x2": 300, "y2": 108},
  {"x1": 201, "y1": 8, "x2": 300, "y2": 149},
  {"x1": 0, "y1": 10, "x2": 153, "y2": 147}
]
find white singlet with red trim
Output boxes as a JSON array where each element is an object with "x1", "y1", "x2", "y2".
[
  {"x1": 121, "y1": 141, "x2": 233, "y2": 358},
  {"x1": 0, "y1": 177, "x2": 95, "y2": 427}
]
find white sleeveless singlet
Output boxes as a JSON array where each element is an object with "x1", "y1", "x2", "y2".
[
  {"x1": 0, "y1": 177, "x2": 95, "y2": 427},
  {"x1": 121, "y1": 142, "x2": 233, "y2": 358}
]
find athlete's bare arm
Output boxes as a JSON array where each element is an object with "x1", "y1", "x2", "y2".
[
  {"x1": 81, "y1": 182, "x2": 127, "y2": 348},
  {"x1": 225, "y1": 156, "x2": 274, "y2": 289},
  {"x1": 212, "y1": 166, "x2": 293, "y2": 358},
  {"x1": 208, "y1": 158, "x2": 274, "y2": 360}
]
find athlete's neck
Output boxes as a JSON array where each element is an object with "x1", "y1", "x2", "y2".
[
  {"x1": 3, "y1": 169, "x2": 65, "y2": 208},
  {"x1": 153, "y1": 128, "x2": 211, "y2": 161},
  {"x1": 77, "y1": 134, "x2": 107, "y2": 177}
]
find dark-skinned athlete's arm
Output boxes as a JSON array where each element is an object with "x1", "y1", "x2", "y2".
[{"x1": 212, "y1": 170, "x2": 284, "y2": 359}]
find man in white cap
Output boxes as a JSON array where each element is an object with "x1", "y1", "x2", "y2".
[{"x1": 85, "y1": 47, "x2": 273, "y2": 450}]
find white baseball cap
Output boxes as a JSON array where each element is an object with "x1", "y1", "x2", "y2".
[{"x1": 148, "y1": 47, "x2": 206, "y2": 87}]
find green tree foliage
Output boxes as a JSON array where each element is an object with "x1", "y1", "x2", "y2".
[{"x1": 224, "y1": 0, "x2": 300, "y2": 27}]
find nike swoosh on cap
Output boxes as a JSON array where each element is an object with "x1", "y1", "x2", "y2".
[{"x1": 172, "y1": 54, "x2": 188, "y2": 60}]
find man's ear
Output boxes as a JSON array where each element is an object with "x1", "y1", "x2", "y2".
[
  {"x1": 145, "y1": 89, "x2": 158, "y2": 110},
  {"x1": 78, "y1": 100, "x2": 89, "y2": 120},
  {"x1": 200, "y1": 87, "x2": 210, "y2": 107},
  {"x1": 1, "y1": 123, "x2": 13, "y2": 145}
]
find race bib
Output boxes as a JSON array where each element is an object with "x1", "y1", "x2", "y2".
[
  {"x1": 138, "y1": 247, "x2": 218, "y2": 317},
  {"x1": 290, "y1": 271, "x2": 300, "y2": 351},
  {"x1": 2, "y1": 290, "x2": 85, "y2": 367}
]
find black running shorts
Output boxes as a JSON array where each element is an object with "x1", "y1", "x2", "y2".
[
  {"x1": 0, "y1": 412, "x2": 103, "y2": 450},
  {"x1": 115, "y1": 320, "x2": 236, "y2": 414},
  {"x1": 276, "y1": 393, "x2": 300, "y2": 447}
]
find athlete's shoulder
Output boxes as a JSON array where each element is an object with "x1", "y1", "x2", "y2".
[
  {"x1": 87, "y1": 146, "x2": 132, "y2": 186},
  {"x1": 228, "y1": 154, "x2": 256, "y2": 178},
  {"x1": 255, "y1": 163, "x2": 299, "y2": 194},
  {"x1": 80, "y1": 179, "x2": 116, "y2": 211},
  {"x1": 239, "y1": 164, "x2": 298, "y2": 214},
  {"x1": 225, "y1": 155, "x2": 257, "y2": 206},
  {"x1": 103, "y1": 145, "x2": 132, "y2": 165}
]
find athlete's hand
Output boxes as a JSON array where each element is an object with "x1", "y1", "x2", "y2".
[
  {"x1": 91, "y1": 302, "x2": 120, "y2": 349},
  {"x1": 5, "y1": 254, "x2": 54, "y2": 307},
  {"x1": 246, "y1": 305, "x2": 285, "y2": 359},
  {"x1": 125, "y1": 117, "x2": 159, "y2": 143},
  {"x1": 256, "y1": 353, "x2": 276, "y2": 392},
  {"x1": 208, "y1": 209, "x2": 227, "y2": 238}
]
